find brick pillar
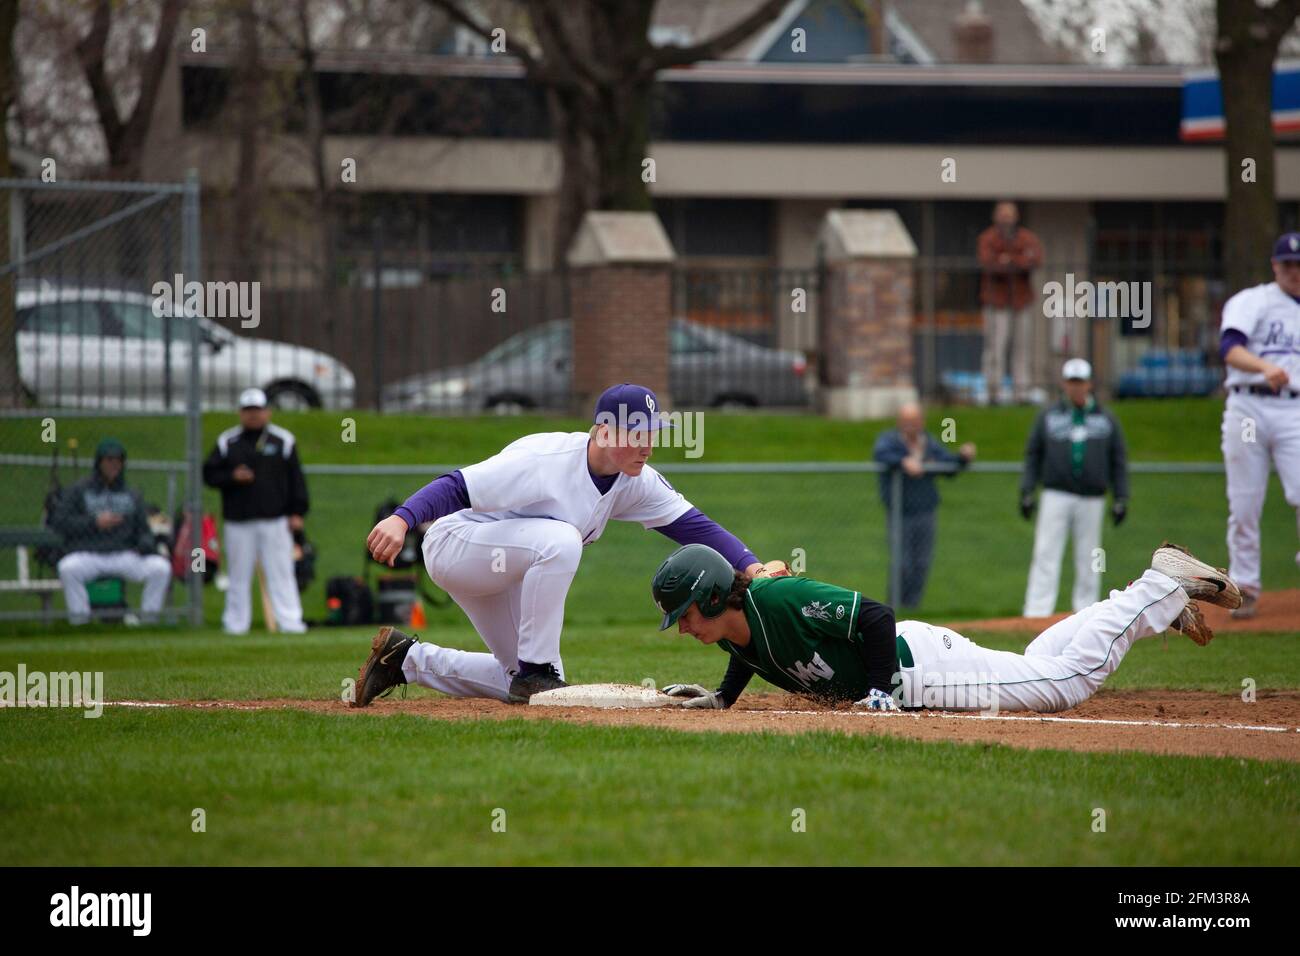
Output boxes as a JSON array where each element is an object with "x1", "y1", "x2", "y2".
[
  {"x1": 817, "y1": 209, "x2": 919, "y2": 420},
  {"x1": 566, "y1": 211, "x2": 675, "y2": 413}
]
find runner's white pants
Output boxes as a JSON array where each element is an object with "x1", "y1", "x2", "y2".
[
  {"x1": 403, "y1": 517, "x2": 580, "y2": 701},
  {"x1": 1023, "y1": 488, "x2": 1106, "y2": 616},
  {"x1": 222, "y1": 517, "x2": 305, "y2": 634},
  {"x1": 57, "y1": 550, "x2": 171, "y2": 625},
  {"x1": 900, "y1": 568, "x2": 1187, "y2": 713},
  {"x1": 1221, "y1": 392, "x2": 1300, "y2": 594}
]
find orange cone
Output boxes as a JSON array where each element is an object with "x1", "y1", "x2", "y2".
[{"x1": 410, "y1": 599, "x2": 426, "y2": 630}]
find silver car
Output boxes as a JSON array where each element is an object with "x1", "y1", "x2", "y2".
[
  {"x1": 16, "y1": 287, "x2": 355, "y2": 410},
  {"x1": 382, "y1": 318, "x2": 810, "y2": 413}
]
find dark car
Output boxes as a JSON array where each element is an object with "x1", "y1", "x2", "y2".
[{"x1": 381, "y1": 318, "x2": 810, "y2": 412}]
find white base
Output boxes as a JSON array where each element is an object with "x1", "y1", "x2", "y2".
[{"x1": 528, "y1": 682, "x2": 678, "y2": 709}]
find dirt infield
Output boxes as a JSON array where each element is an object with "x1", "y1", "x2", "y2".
[
  {"x1": 946, "y1": 588, "x2": 1300, "y2": 635},
  {"x1": 123, "y1": 688, "x2": 1300, "y2": 763}
]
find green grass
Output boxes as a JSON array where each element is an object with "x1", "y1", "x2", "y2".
[
  {"x1": 2, "y1": 706, "x2": 1296, "y2": 866},
  {"x1": 0, "y1": 396, "x2": 1236, "y2": 465},
  {"x1": 1, "y1": 398, "x2": 1297, "y2": 865},
  {"x1": 4, "y1": 398, "x2": 1299, "y2": 628},
  {"x1": 1, "y1": 624, "x2": 1296, "y2": 865}
]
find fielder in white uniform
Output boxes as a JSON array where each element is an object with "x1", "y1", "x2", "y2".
[
  {"x1": 202, "y1": 388, "x2": 309, "y2": 634},
  {"x1": 1219, "y1": 231, "x2": 1300, "y2": 619},
  {"x1": 355, "y1": 384, "x2": 773, "y2": 706},
  {"x1": 651, "y1": 542, "x2": 1241, "y2": 714}
]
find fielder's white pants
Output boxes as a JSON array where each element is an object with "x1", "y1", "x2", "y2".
[
  {"x1": 1221, "y1": 392, "x2": 1300, "y2": 594},
  {"x1": 57, "y1": 550, "x2": 171, "y2": 625},
  {"x1": 1023, "y1": 488, "x2": 1106, "y2": 616},
  {"x1": 900, "y1": 568, "x2": 1187, "y2": 712},
  {"x1": 981, "y1": 305, "x2": 1033, "y2": 401},
  {"x1": 222, "y1": 517, "x2": 305, "y2": 634},
  {"x1": 403, "y1": 517, "x2": 580, "y2": 701}
]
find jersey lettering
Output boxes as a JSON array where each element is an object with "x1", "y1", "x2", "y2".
[{"x1": 786, "y1": 652, "x2": 835, "y2": 685}]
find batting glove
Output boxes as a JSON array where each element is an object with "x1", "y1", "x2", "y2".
[
  {"x1": 1111, "y1": 501, "x2": 1127, "y2": 527},
  {"x1": 852, "y1": 688, "x2": 900, "y2": 711},
  {"x1": 1020, "y1": 495, "x2": 1036, "y2": 520},
  {"x1": 662, "y1": 683, "x2": 727, "y2": 709}
]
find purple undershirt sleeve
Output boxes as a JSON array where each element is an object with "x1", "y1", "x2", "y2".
[
  {"x1": 394, "y1": 470, "x2": 470, "y2": 528},
  {"x1": 655, "y1": 507, "x2": 758, "y2": 571},
  {"x1": 1220, "y1": 328, "x2": 1248, "y2": 360}
]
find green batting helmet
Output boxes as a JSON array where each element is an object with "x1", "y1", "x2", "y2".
[{"x1": 651, "y1": 544, "x2": 735, "y2": 631}]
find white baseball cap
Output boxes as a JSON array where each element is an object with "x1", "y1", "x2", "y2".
[
  {"x1": 239, "y1": 387, "x2": 268, "y2": 409},
  {"x1": 1062, "y1": 358, "x2": 1092, "y2": 381}
]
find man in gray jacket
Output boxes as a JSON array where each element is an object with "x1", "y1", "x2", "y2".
[{"x1": 1020, "y1": 359, "x2": 1129, "y2": 616}]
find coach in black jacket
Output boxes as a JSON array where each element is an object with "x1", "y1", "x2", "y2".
[
  {"x1": 203, "y1": 388, "x2": 309, "y2": 634},
  {"x1": 1020, "y1": 359, "x2": 1129, "y2": 616}
]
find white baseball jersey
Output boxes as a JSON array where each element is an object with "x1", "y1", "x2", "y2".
[
  {"x1": 1220, "y1": 282, "x2": 1300, "y2": 388},
  {"x1": 441, "y1": 431, "x2": 693, "y2": 545}
]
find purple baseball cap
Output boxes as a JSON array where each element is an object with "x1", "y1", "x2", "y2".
[
  {"x1": 593, "y1": 383, "x2": 673, "y2": 432},
  {"x1": 1273, "y1": 232, "x2": 1300, "y2": 261}
]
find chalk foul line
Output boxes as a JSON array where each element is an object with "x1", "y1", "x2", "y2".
[{"x1": 761, "y1": 709, "x2": 1299, "y2": 733}]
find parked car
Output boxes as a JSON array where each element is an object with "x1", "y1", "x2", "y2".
[
  {"x1": 381, "y1": 318, "x2": 810, "y2": 412},
  {"x1": 16, "y1": 287, "x2": 355, "y2": 410}
]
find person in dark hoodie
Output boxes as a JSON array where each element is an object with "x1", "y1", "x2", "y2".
[
  {"x1": 51, "y1": 438, "x2": 172, "y2": 625},
  {"x1": 203, "y1": 387, "x2": 309, "y2": 634}
]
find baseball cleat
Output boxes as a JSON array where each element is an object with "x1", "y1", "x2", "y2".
[
  {"x1": 1151, "y1": 542, "x2": 1243, "y2": 610},
  {"x1": 352, "y1": 626, "x2": 417, "y2": 708},
  {"x1": 1170, "y1": 602, "x2": 1214, "y2": 646},
  {"x1": 1230, "y1": 591, "x2": 1259, "y2": 620},
  {"x1": 507, "y1": 664, "x2": 568, "y2": 704}
]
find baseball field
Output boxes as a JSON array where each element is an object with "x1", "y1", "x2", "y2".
[{"x1": 1, "y1": 397, "x2": 1298, "y2": 865}]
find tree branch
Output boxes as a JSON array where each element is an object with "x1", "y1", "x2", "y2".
[
  {"x1": 118, "y1": 0, "x2": 185, "y2": 167},
  {"x1": 1264, "y1": 0, "x2": 1300, "y2": 43},
  {"x1": 649, "y1": 0, "x2": 789, "y2": 71},
  {"x1": 422, "y1": 0, "x2": 554, "y2": 83},
  {"x1": 527, "y1": 0, "x2": 613, "y2": 88},
  {"x1": 74, "y1": 0, "x2": 124, "y2": 159}
]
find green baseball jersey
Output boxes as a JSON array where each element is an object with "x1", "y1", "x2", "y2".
[{"x1": 720, "y1": 576, "x2": 874, "y2": 701}]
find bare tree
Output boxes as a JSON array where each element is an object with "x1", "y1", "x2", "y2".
[
  {"x1": 1216, "y1": 0, "x2": 1300, "y2": 292},
  {"x1": 232, "y1": 0, "x2": 265, "y2": 278},
  {"x1": 0, "y1": 0, "x2": 20, "y2": 408},
  {"x1": 74, "y1": 0, "x2": 185, "y2": 179},
  {"x1": 426, "y1": 0, "x2": 789, "y2": 266}
]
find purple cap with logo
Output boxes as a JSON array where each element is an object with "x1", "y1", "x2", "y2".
[
  {"x1": 1273, "y1": 232, "x2": 1300, "y2": 261},
  {"x1": 593, "y1": 383, "x2": 673, "y2": 432}
]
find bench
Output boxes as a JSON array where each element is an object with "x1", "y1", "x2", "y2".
[{"x1": 0, "y1": 527, "x2": 65, "y2": 622}]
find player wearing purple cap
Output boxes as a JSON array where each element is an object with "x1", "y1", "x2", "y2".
[
  {"x1": 1219, "y1": 232, "x2": 1300, "y2": 619},
  {"x1": 353, "y1": 384, "x2": 777, "y2": 706}
]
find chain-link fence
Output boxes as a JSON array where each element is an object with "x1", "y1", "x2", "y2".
[{"x1": 0, "y1": 177, "x2": 205, "y2": 625}]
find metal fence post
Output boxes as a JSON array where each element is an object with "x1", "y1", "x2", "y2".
[
  {"x1": 183, "y1": 169, "x2": 204, "y2": 628},
  {"x1": 889, "y1": 467, "x2": 903, "y2": 609},
  {"x1": 372, "y1": 217, "x2": 383, "y2": 411}
]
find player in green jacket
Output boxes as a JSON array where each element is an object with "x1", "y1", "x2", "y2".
[{"x1": 650, "y1": 542, "x2": 1241, "y2": 713}]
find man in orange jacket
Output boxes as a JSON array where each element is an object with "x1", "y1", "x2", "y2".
[{"x1": 977, "y1": 201, "x2": 1045, "y2": 405}]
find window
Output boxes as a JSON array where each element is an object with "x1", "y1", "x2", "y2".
[
  {"x1": 671, "y1": 324, "x2": 715, "y2": 354},
  {"x1": 102, "y1": 302, "x2": 169, "y2": 341},
  {"x1": 17, "y1": 302, "x2": 106, "y2": 336},
  {"x1": 656, "y1": 199, "x2": 773, "y2": 259}
]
